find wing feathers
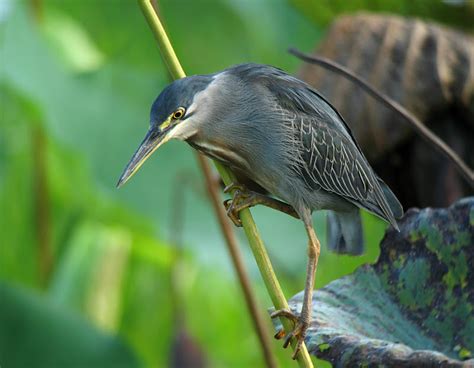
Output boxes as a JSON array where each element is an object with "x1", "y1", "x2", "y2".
[
  {"x1": 293, "y1": 115, "x2": 400, "y2": 226},
  {"x1": 229, "y1": 64, "x2": 403, "y2": 225}
]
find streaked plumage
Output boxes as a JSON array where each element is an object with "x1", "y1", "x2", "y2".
[
  {"x1": 117, "y1": 63, "x2": 403, "y2": 358},
  {"x1": 173, "y1": 64, "x2": 402, "y2": 254},
  {"x1": 227, "y1": 64, "x2": 401, "y2": 218}
]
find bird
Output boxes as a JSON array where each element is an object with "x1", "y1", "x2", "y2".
[{"x1": 117, "y1": 63, "x2": 403, "y2": 359}]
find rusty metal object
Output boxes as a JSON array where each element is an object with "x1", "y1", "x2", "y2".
[{"x1": 299, "y1": 13, "x2": 474, "y2": 207}]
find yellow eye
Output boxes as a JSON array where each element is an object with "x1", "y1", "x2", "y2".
[{"x1": 172, "y1": 107, "x2": 185, "y2": 120}]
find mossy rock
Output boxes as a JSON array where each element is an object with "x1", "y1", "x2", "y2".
[{"x1": 279, "y1": 197, "x2": 474, "y2": 367}]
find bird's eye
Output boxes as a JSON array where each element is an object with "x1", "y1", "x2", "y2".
[{"x1": 172, "y1": 107, "x2": 185, "y2": 120}]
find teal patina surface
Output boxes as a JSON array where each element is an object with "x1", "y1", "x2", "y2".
[{"x1": 276, "y1": 197, "x2": 474, "y2": 367}]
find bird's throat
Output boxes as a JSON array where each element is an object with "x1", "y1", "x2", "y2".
[{"x1": 187, "y1": 139, "x2": 250, "y2": 172}]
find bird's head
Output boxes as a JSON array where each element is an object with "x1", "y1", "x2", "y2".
[{"x1": 117, "y1": 75, "x2": 214, "y2": 187}]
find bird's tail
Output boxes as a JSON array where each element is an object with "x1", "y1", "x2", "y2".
[
  {"x1": 378, "y1": 178, "x2": 403, "y2": 219},
  {"x1": 355, "y1": 177, "x2": 404, "y2": 231},
  {"x1": 326, "y1": 209, "x2": 364, "y2": 255}
]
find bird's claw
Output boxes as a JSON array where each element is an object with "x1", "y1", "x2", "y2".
[
  {"x1": 274, "y1": 329, "x2": 286, "y2": 340},
  {"x1": 223, "y1": 183, "x2": 252, "y2": 227},
  {"x1": 271, "y1": 309, "x2": 308, "y2": 360},
  {"x1": 223, "y1": 198, "x2": 243, "y2": 227},
  {"x1": 270, "y1": 309, "x2": 299, "y2": 325}
]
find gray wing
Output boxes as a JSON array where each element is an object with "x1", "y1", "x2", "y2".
[
  {"x1": 297, "y1": 116, "x2": 374, "y2": 201},
  {"x1": 242, "y1": 64, "x2": 401, "y2": 226},
  {"x1": 296, "y1": 112, "x2": 401, "y2": 228},
  {"x1": 227, "y1": 63, "x2": 360, "y2": 147}
]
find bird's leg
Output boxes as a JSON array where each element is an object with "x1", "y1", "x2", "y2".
[
  {"x1": 223, "y1": 183, "x2": 299, "y2": 227},
  {"x1": 271, "y1": 219, "x2": 321, "y2": 360}
]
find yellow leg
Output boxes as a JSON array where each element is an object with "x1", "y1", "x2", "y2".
[{"x1": 271, "y1": 220, "x2": 321, "y2": 359}]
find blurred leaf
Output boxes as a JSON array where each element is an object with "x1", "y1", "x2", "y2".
[
  {"x1": 159, "y1": 0, "x2": 323, "y2": 73},
  {"x1": 0, "y1": 281, "x2": 140, "y2": 368},
  {"x1": 47, "y1": 221, "x2": 176, "y2": 367},
  {"x1": 42, "y1": 9, "x2": 105, "y2": 72},
  {"x1": 1, "y1": 62, "x2": 174, "y2": 366},
  {"x1": 0, "y1": 86, "x2": 40, "y2": 286},
  {"x1": 44, "y1": 0, "x2": 161, "y2": 71},
  {"x1": 277, "y1": 197, "x2": 474, "y2": 366},
  {"x1": 48, "y1": 223, "x2": 131, "y2": 322},
  {"x1": 119, "y1": 242, "x2": 175, "y2": 367}
]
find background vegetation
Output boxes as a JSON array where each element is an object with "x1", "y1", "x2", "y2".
[{"x1": 1, "y1": 0, "x2": 472, "y2": 367}]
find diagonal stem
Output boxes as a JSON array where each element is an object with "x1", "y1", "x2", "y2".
[
  {"x1": 196, "y1": 156, "x2": 277, "y2": 368},
  {"x1": 137, "y1": 1, "x2": 314, "y2": 366}
]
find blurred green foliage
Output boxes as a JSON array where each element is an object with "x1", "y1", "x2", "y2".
[
  {"x1": 0, "y1": 281, "x2": 139, "y2": 367},
  {"x1": 0, "y1": 0, "x2": 470, "y2": 367},
  {"x1": 291, "y1": 0, "x2": 474, "y2": 30}
]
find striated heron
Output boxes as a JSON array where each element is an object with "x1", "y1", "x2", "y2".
[{"x1": 117, "y1": 63, "x2": 403, "y2": 358}]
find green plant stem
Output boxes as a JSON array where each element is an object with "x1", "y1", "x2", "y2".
[
  {"x1": 137, "y1": 1, "x2": 314, "y2": 366},
  {"x1": 144, "y1": 3, "x2": 276, "y2": 367},
  {"x1": 196, "y1": 158, "x2": 278, "y2": 368}
]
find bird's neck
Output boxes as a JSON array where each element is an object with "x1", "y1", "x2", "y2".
[{"x1": 187, "y1": 136, "x2": 251, "y2": 173}]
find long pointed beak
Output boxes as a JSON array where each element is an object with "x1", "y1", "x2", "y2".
[{"x1": 116, "y1": 127, "x2": 171, "y2": 188}]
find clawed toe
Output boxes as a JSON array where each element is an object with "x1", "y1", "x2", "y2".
[
  {"x1": 270, "y1": 309, "x2": 299, "y2": 325},
  {"x1": 223, "y1": 183, "x2": 253, "y2": 227},
  {"x1": 223, "y1": 198, "x2": 243, "y2": 227},
  {"x1": 271, "y1": 309, "x2": 308, "y2": 360},
  {"x1": 286, "y1": 321, "x2": 308, "y2": 359},
  {"x1": 274, "y1": 329, "x2": 286, "y2": 340}
]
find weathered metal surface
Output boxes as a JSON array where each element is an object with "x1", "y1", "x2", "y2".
[{"x1": 275, "y1": 197, "x2": 474, "y2": 367}]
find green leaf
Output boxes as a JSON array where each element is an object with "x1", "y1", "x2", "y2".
[
  {"x1": 47, "y1": 220, "x2": 176, "y2": 367},
  {"x1": 0, "y1": 281, "x2": 139, "y2": 368},
  {"x1": 42, "y1": 9, "x2": 105, "y2": 72},
  {"x1": 276, "y1": 197, "x2": 474, "y2": 366}
]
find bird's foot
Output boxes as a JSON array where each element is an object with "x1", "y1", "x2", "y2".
[
  {"x1": 223, "y1": 183, "x2": 257, "y2": 227},
  {"x1": 271, "y1": 309, "x2": 309, "y2": 360},
  {"x1": 223, "y1": 182, "x2": 300, "y2": 226}
]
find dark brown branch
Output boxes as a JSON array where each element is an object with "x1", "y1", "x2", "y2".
[
  {"x1": 32, "y1": 125, "x2": 53, "y2": 286},
  {"x1": 30, "y1": 0, "x2": 52, "y2": 287},
  {"x1": 196, "y1": 154, "x2": 277, "y2": 368},
  {"x1": 289, "y1": 47, "x2": 474, "y2": 189}
]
